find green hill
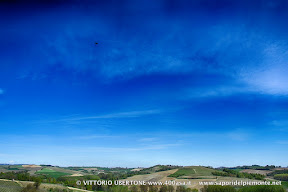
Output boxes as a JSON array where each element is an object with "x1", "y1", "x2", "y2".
[
  {"x1": 168, "y1": 166, "x2": 217, "y2": 179},
  {"x1": 36, "y1": 168, "x2": 72, "y2": 179}
]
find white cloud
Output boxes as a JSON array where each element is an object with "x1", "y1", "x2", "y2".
[
  {"x1": 53, "y1": 143, "x2": 180, "y2": 153},
  {"x1": 187, "y1": 85, "x2": 250, "y2": 98},
  {"x1": 75, "y1": 135, "x2": 120, "y2": 140},
  {"x1": 55, "y1": 109, "x2": 161, "y2": 122},
  {"x1": 241, "y1": 67, "x2": 288, "y2": 96},
  {"x1": 239, "y1": 42, "x2": 288, "y2": 96},
  {"x1": 271, "y1": 120, "x2": 288, "y2": 127}
]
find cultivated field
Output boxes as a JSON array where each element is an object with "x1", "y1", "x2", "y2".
[
  {"x1": 121, "y1": 166, "x2": 284, "y2": 191},
  {"x1": 1, "y1": 164, "x2": 288, "y2": 191},
  {"x1": 36, "y1": 168, "x2": 72, "y2": 178},
  {"x1": 240, "y1": 169, "x2": 273, "y2": 176},
  {"x1": 0, "y1": 179, "x2": 22, "y2": 192}
]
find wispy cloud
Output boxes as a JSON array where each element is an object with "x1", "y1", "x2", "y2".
[
  {"x1": 271, "y1": 120, "x2": 288, "y2": 127},
  {"x1": 138, "y1": 137, "x2": 158, "y2": 143},
  {"x1": 186, "y1": 85, "x2": 251, "y2": 98},
  {"x1": 33, "y1": 109, "x2": 162, "y2": 126},
  {"x1": 0, "y1": 88, "x2": 4, "y2": 95},
  {"x1": 155, "y1": 129, "x2": 252, "y2": 142},
  {"x1": 241, "y1": 65, "x2": 288, "y2": 96},
  {"x1": 270, "y1": 120, "x2": 288, "y2": 132},
  {"x1": 74, "y1": 135, "x2": 121, "y2": 140},
  {"x1": 11, "y1": 4, "x2": 287, "y2": 97},
  {"x1": 66, "y1": 143, "x2": 181, "y2": 153},
  {"x1": 52, "y1": 109, "x2": 162, "y2": 122}
]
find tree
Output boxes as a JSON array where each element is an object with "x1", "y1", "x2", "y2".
[
  {"x1": 21, "y1": 184, "x2": 37, "y2": 192},
  {"x1": 167, "y1": 185, "x2": 174, "y2": 192},
  {"x1": 149, "y1": 185, "x2": 158, "y2": 192},
  {"x1": 176, "y1": 186, "x2": 185, "y2": 192},
  {"x1": 140, "y1": 185, "x2": 148, "y2": 192},
  {"x1": 33, "y1": 178, "x2": 41, "y2": 189},
  {"x1": 130, "y1": 185, "x2": 139, "y2": 192},
  {"x1": 159, "y1": 185, "x2": 168, "y2": 192}
]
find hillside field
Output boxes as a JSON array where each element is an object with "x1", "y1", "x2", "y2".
[
  {"x1": 168, "y1": 166, "x2": 216, "y2": 179},
  {"x1": 36, "y1": 168, "x2": 72, "y2": 179},
  {"x1": 0, "y1": 180, "x2": 22, "y2": 192}
]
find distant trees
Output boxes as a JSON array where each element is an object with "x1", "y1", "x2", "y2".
[
  {"x1": 0, "y1": 171, "x2": 45, "y2": 183},
  {"x1": 21, "y1": 184, "x2": 37, "y2": 192},
  {"x1": 129, "y1": 185, "x2": 197, "y2": 192},
  {"x1": 167, "y1": 185, "x2": 174, "y2": 192},
  {"x1": 149, "y1": 185, "x2": 158, "y2": 192},
  {"x1": 159, "y1": 185, "x2": 168, "y2": 192},
  {"x1": 130, "y1": 185, "x2": 139, "y2": 192},
  {"x1": 274, "y1": 174, "x2": 288, "y2": 181},
  {"x1": 211, "y1": 169, "x2": 265, "y2": 180},
  {"x1": 176, "y1": 185, "x2": 188, "y2": 192},
  {"x1": 238, "y1": 185, "x2": 285, "y2": 192},
  {"x1": 231, "y1": 165, "x2": 276, "y2": 170},
  {"x1": 201, "y1": 185, "x2": 236, "y2": 192},
  {"x1": 139, "y1": 184, "x2": 148, "y2": 192},
  {"x1": 106, "y1": 185, "x2": 129, "y2": 192},
  {"x1": 201, "y1": 184, "x2": 285, "y2": 192},
  {"x1": 267, "y1": 169, "x2": 288, "y2": 176},
  {"x1": 33, "y1": 179, "x2": 41, "y2": 189}
]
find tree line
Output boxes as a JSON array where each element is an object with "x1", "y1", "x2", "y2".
[{"x1": 211, "y1": 169, "x2": 265, "y2": 180}]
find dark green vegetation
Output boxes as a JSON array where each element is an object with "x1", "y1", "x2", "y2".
[
  {"x1": 266, "y1": 169, "x2": 288, "y2": 181},
  {"x1": 129, "y1": 185, "x2": 198, "y2": 192},
  {"x1": 202, "y1": 185, "x2": 236, "y2": 192},
  {"x1": 36, "y1": 168, "x2": 71, "y2": 179},
  {"x1": 21, "y1": 183, "x2": 71, "y2": 192},
  {"x1": 0, "y1": 180, "x2": 22, "y2": 192},
  {"x1": 212, "y1": 169, "x2": 265, "y2": 180},
  {"x1": 267, "y1": 169, "x2": 288, "y2": 177},
  {"x1": 273, "y1": 174, "x2": 288, "y2": 181},
  {"x1": 282, "y1": 181, "x2": 288, "y2": 188},
  {"x1": 0, "y1": 172, "x2": 43, "y2": 182},
  {"x1": 230, "y1": 165, "x2": 277, "y2": 170},
  {"x1": 238, "y1": 185, "x2": 285, "y2": 192},
  {"x1": 202, "y1": 185, "x2": 285, "y2": 192}
]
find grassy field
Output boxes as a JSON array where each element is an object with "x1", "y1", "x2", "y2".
[
  {"x1": 0, "y1": 180, "x2": 22, "y2": 192},
  {"x1": 282, "y1": 181, "x2": 288, "y2": 189},
  {"x1": 36, "y1": 168, "x2": 71, "y2": 179},
  {"x1": 168, "y1": 166, "x2": 215, "y2": 178}
]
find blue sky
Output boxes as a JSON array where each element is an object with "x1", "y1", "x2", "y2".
[{"x1": 1, "y1": 0, "x2": 288, "y2": 167}]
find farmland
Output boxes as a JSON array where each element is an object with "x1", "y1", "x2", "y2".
[
  {"x1": 0, "y1": 164, "x2": 288, "y2": 191},
  {"x1": 36, "y1": 168, "x2": 72, "y2": 179},
  {"x1": 0, "y1": 180, "x2": 22, "y2": 192},
  {"x1": 168, "y1": 166, "x2": 216, "y2": 179}
]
